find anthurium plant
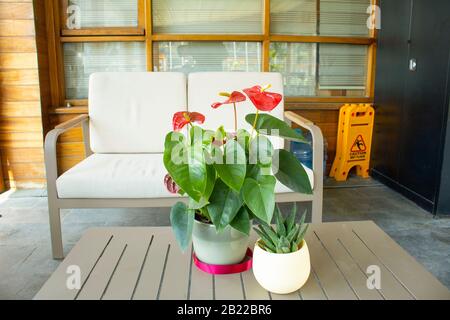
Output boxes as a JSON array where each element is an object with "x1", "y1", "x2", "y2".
[{"x1": 164, "y1": 85, "x2": 312, "y2": 251}]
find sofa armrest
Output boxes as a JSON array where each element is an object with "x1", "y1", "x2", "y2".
[
  {"x1": 284, "y1": 111, "x2": 324, "y2": 190},
  {"x1": 55, "y1": 114, "x2": 89, "y2": 130},
  {"x1": 44, "y1": 115, "x2": 90, "y2": 200}
]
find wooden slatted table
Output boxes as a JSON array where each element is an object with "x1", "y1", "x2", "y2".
[{"x1": 34, "y1": 221, "x2": 450, "y2": 300}]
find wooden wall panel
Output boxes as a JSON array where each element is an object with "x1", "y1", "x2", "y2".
[
  {"x1": 48, "y1": 112, "x2": 85, "y2": 175},
  {"x1": 0, "y1": 69, "x2": 40, "y2": 86},
  {"x1": 0, "y1": 0, "x2": 46, "y2": 189}
]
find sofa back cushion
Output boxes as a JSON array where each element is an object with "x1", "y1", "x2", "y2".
[
  {"x1": 188, "y1": 72, "x2": 285, "y2": 149},
  {"x1": 89, "y1": 72, "x2": 187, "y2": 153}
]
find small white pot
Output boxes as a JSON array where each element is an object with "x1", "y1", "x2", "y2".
[{"x1": 252, "y1": 240, "x2": 311, "y2": 294}]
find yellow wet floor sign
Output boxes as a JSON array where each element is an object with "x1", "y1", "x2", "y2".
[{"x1": 330, "y1": 104, "x2": 375, "y2": 181}]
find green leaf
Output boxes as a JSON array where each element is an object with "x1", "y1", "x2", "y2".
[
  {"x1": 213, "y1": 140, "x2": 246, "y2": 191},
  {"x1": 187, "y1": 146, "x2": 207, "y2": 189},
  {"x1": 255, "y1": 225, "x2": 272, "y2": 245},
  {"x1": 249, "y1": 135, "x2": 274, "y2": 168},
  {"x1": 164, "y1": 131, "x2": 185, "y2": 150},
  {"x1": 264, "y1": 246, "x2": 276, "y2": 253},
  {"x1": 246, "y1": 164, "x2": 261, "y2": 180},
  {"x1": 215, "y1": 126, "x2": 227, "y2": 142},
  {"x1": 170, "y1": 202, "x2": 194, "y2": 252},
  {"x1": 285, "y1": 203, "x2": 297, "y2": 234},
  {"x1": 276, "y1": 236, "x2": 291, "y2": 254},
  {"x1": 254, "y1": 228, "x2": 272, "y2": 246},
  {"x1": 207, "y1": 180, "x2": 243, "y2": 232},
  {"x1": 164, "y1": 132, "x2": 207, "y2": 202},
  {"x1": 190, "y1": 126, "x2": 214, "y2": 146},
  {"x1": 188, "y1": 165, "x2": 216, "y2": 210},
  {"x1": 257, "y1": 238, "x2": 277, "y2": 253},
  {"x1": 286, "y1": 225, "x2": 300, "y2": 243},
  {"x1": 260, "y1": 224, "x2": 279, "y2": 246},
  {"x1": 296, "y1": 224, "x2": 309, "y2": 247},
  {"x1": 274, "y1": 206, "x2": 286, "y2": 236},
  {"x1": 299, "y1": 209, "x2": 307, "y2": 227},
  {"x1": 241, "y1": 176, "x2": 276, "y2": 224},
  {"x1": 257, "y1": 239, "x2": 276, "y2": 253},
  {"x1": 246, "y1": 113, "x2": 307, "y2": 142},
  {"x1": 204, "y1": 164, "x2": 216, "y2": 199},
  {"x1": 189, "y1": 197, "x2": 209, "y2": 210},
  {"x1": 273, "y1": 149, "x2": 313, "y2": 195},
  {"x1": 236, "y1": 129, "x2": 251, "y2": 151},
  {"x1": 230, "y1": 206, "x2": 251, "y2": 235}
]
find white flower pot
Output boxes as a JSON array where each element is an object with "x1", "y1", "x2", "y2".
[{"x1": 252, "y1": 240, "x2": 311, "y2": 294}]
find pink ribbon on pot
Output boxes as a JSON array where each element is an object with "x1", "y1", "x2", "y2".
[{"x1": 193, "y1": 249, "x2": 253, "y2": 275}]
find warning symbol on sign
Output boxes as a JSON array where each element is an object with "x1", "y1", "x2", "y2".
[{"x1": 351, "y1": 135, "x2": 367, "y2": 152}]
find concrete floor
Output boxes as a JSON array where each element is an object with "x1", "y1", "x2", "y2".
[{"x1": 0, "y1": 179, "x2": 449, "y2": 300}]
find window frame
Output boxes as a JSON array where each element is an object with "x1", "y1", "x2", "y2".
[{"x1": 46, "y1": 0, "x2": 378, "y2": 109}]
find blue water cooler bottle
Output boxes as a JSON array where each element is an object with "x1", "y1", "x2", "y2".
[{"x1": 291, "y1": 129, "x2": 327, "y2": 177}]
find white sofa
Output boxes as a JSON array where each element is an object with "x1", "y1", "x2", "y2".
[{"x1": 45, "y1": 72, "x2": 324, "y2": 259}]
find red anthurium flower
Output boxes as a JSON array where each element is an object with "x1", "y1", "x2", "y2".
[
  {"x1": 164, "y1": 174, "x2": 180, "y2": 194},
  {"x1": 243, "y1": 85, "x2": 283, "y2": 112},
  {"x1": 172, "y1": 111, "x2": 205, "y2": 131},
  {"x1": 211, "y1": 91, "x2": 246, "y2": 109}
]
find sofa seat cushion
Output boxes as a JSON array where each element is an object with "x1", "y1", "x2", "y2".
[
  {"x1": 56, "y1": 154, "x2": 315, "y2": 199},
  {"x1": 57, "y1": 154, "x2": 180, "y2": 199}
]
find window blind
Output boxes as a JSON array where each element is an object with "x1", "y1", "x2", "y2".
[
  {"x1": 319, "y1": 0, "x2": 371, "y2": 36},
  {"x1": 68, "y1": 0, "x2": 138, "y2": 28},
  {"x1": 318, "y1": 44, "x2": 367, "y2": 90},
  {"x1": 269, "y1": 42, "x2": 316, "y2": 96},
  {"x1": 152, "y1": 0, "x2": 264, "y2": 34},
  {"x1": 271, "y1": 0, "x2": 317, "y2": 36},
  {"x1": 64, "y1": 42, "x2": 146, "y2": 99},
  {"x1": 153, "y1": 42, "x2": 262, "y2": 73}
]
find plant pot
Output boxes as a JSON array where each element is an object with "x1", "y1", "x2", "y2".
[
  {"x1": 192, "y1": 219, "x2": 249, "y2": 265},
  {"x1": 252, "y1": 240, "x2": 311, "y2": 294}
]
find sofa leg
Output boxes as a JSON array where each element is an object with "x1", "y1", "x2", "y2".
[{"x1": 49, "y1": 204, "x2": 64, "y2": 260}]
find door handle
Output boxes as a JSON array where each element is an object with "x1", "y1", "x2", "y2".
[{"x1": 409, "y1": 58, "x2": 417, "y2": 72}]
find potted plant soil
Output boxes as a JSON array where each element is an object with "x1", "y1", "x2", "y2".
[
  {"x1": 163, "y1": 84, "x2": 312, "y2": 268},
  {"x1": 253, "y1": 204, "x2": 310, "y2": 294}
]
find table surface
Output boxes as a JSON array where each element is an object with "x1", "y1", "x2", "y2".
[{"x1": 35, "y1": 221, "x2": 450, "y2": 300}]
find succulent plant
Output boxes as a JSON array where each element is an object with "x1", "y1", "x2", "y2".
[{"x1": 254, "y1": 204, "x2": 309, "y2": 254}]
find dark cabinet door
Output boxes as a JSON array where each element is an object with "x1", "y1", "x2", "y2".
[
  {"x1": 398, "y1": 0, "x2": 450, "y2": 203},
  {"x1": 437, "y1": 101, "x2": 450, "y2": 215},
  {"x1": 372, "y1": 0, "x2": 412, "y2": 180}
]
